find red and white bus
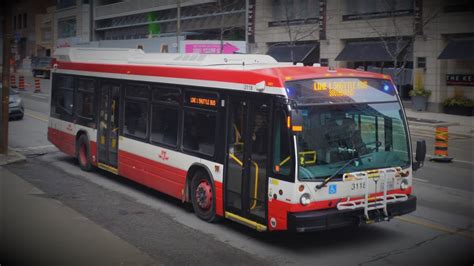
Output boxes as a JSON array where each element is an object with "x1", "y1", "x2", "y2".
[{"x1": 48, "y1": 48, "x2": 425, "y2": 232}]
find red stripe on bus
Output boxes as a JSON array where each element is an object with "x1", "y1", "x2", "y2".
[
  {"x1": 57, "y1": 61, "x2": 284, "y2": 88},
  {"x1": 48, "y1": 127, "x2": 76, "y2": 157},
  {"x1": 119, "y1": 150, "x2": 187, "y2": 199}
]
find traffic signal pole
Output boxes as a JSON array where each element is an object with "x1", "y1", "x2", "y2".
[{"x1": 1, "y1": 5, "x2": 11, "y2": 154}]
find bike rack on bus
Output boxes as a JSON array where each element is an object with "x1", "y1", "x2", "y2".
[{"x1": 336, "y1": 168, "x2": 408, "y2": 220}]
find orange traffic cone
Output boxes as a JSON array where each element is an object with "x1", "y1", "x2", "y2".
[
  {"x1": 430, "y1": 126, "x2": 453, "y2": 162},
  {"x1": 34, "y1": 78, "x2": 41, "y2": 93},
  {"x1": 10, "y1": 74, "x2": 17, "y2": 88},
  {"x1": 18, "y1": 75, "x2": 25, "y2": 90}
]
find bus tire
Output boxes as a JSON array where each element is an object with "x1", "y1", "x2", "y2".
[
  {"x1": 77, "y1": 134, "x2": 93, "y2": 172},
  {"x1": 191, "y1": 170, "x2": 217, "y2": 222}
]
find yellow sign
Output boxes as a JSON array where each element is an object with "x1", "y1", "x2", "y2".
[{"x1": 313, "y1": 80, "x2": 369, "y2": 97}]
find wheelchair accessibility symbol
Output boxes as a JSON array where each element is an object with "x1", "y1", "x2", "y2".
[{"x1": 328, "y1": 184, "x2": 337, "y2": 194}]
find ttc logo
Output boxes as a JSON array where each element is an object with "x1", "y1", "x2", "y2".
[{"x1": 158, "y1": 150, "x2": 169, "y2": 161}]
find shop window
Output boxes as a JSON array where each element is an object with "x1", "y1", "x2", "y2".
[
  {"x1": 344, "y1": 0, "x2": 413, "y2": 20},
  {"x1": 124, "y1": 100, "x2": 148, "y2": 139},
  {"x1": 151, "y1": 105, "x2": 179, "y2": 147},
  {"x1": 183, "y1": 110, "x2": 216, "y2": 156},
  {"x1": 58, "y1": 17, "x2": 77, "y2": 38},
  {"x1": 272, "y1": 0, "x2": 320, "y2": 22},
  {"x1": 320, "y1": 58, "x2": 329, "y2": 67},
  {"x1": 57, "y1": 0, "x2": 77, "y2": 9},
  {"x1": 417, "y1": 57, "x2": 426, "y2": 69}
]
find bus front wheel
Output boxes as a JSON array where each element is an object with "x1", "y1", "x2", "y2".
[
  {"x1": 191, "y1": 170, "x2": 217, "y2": 222},
  {"x1": 77, "y1": 134, "x2": 93, "y2": 172}
]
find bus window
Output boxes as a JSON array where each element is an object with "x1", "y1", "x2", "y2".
[
  {"x1": 55, "y1": 75, "x2": 74, "y2": 117},
  {"x1": 126, "y1": 83, "x2": 149, "y2": 99},
  {"x1": 273, "y1": 110, "x2": 292, "y2": 178},
  {"x1": 151, "y1": 105, "x2": 179, "y2": 147},
  {"x1": 152, "y1": 87, "x2": 180, "y2": 104},
  {"x1": 182, "y1": 109, "x2": 216, "y2": 156},
  {"x1": 124, "y1": 84, "x2": 150, "y2": 140},
  {"x1": 75, "y1": 79, "x2": 95, "y2": 124}
]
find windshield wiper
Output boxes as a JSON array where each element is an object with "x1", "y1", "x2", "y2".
[{"x1": 315, "y1": 153, "x2": 373, "y2": 190}]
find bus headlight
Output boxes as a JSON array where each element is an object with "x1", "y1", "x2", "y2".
[
  {"x1": 300, "y1": 193, "x2": 311, "y2": 206},
  {"x1": 400, "y1": 179, "x2": 409, "y2": 190}
]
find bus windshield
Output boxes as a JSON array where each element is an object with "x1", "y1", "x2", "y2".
[{"x1": 285, "y1": 78, "x2": 411, "y2": 180}]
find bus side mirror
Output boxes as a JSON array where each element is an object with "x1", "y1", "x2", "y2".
[
  {"x1": 413, "y1": 140, "x2": 426, "y2": 171},
  {"x1": 290, "y1": 110, "x2": 303, "y2": 132}
]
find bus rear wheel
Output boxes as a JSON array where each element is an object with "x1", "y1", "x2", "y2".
[
  {"x1": 191, "y1": 170, "x2": 217, "y2": 222},
  {"x1": 77, "y1": 134, "x2": 93, "y2": 172}
]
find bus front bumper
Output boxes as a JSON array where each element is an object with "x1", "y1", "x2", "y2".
[{"x1": 287, "y1": 195, "x2": 416, "y2": 232}]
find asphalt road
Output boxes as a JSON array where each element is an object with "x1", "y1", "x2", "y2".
[{"x1": 4, "y1": 80, "x2": 473, "y2": 265}]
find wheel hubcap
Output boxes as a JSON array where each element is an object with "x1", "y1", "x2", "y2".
[{"x1": 195, "y1": 180, "x2": 212, "y2": 210}]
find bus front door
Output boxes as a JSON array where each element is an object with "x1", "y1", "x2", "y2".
[
  {"x1": 97, "y1": 82, "x2": 120, "y2": 173},
  {"x1": 225, "y1": 98, "x2": 269, "y2": 230}
]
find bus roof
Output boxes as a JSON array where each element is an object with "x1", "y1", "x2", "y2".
[{"x1": 54, "y1": 48, "x2": 392, "y2": 89}]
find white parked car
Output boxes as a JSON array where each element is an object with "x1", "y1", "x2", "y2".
[{"x1": 9, "y1": 88, "x2": 24, "y2": 120}]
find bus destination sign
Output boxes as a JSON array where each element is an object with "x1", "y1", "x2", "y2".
[
  {"x1": 313, "y1": 80, "x2": 369, "y2": 97},
  {"x1": 189, "y1": 96, "x2": 217, "y2": 107}
]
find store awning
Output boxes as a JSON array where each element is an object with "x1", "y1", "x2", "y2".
[
  {"x1": 438, "y1": 38, "x2": 474, "y2": 60},
  {"x1": 267, "y1": 44, "x2": 319, "y2": 65},
  {"x1": 335, "y1": 41, "x2": 411, "y2": 62}
]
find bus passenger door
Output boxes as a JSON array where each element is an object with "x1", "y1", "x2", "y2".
[
  {"x1": 225, "y1": 98, "x2": 269, "y2": 229},
  {"x1": 97, "y1": 82, "x2": 120, "y2": 172}
]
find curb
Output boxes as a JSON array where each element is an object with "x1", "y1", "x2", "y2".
[{"x1": 0, "y1": 149, "x2": 26, "y2": 166}]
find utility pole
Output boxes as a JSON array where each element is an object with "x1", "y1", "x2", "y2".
[
  {"x1": 1, "y1": 4, "x2": 12, "y2": 154},
  {"x1": 176, "y1": 0, "x2": 181, "y2": 53}
]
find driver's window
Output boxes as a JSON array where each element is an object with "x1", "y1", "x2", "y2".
[
  {"x1": 356, "y1": 115, "x2": 391, "y2": 151},
  {"x1": 272, "y1": 110, "x2": 292, "y2": 177}
]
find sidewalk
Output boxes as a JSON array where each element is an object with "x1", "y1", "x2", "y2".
[
  {"x1": 405, "y1": 108, "x2": 474, "y2": 138},
  {"x1": 0, "y1": 166, "x2": 156, "y2": 265}
]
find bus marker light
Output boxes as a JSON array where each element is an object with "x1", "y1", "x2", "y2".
[
  {"x1": 255, "y1": 81, "x2": 266, "y2": 92},
  {"x1": 214, "y1": 165, "x2": 220, "y2": 173},
  {"x1": 292, "y1": 125, "x2": 303, "y2": 132},
  {"x1": 298, "y1": 185, "x2": 305, "y2": 192},
  {"x1": 270, "y1": 217, "x2": 277, "y2": 228},
  {"x1": 278, "y1": 189, "x2": 283, "y2": 195}
]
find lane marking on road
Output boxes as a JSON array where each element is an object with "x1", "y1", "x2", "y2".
[
  {"x1": 30, "y1": 94, "x2": 48, "y2": 99},
  {"x1": 413, "y1": 177, "x2": 429, "y2": 183},
  {"x1": 25, "y1": 111, "x2": 48, "y2": 122},
  {"x1": 396, "y1": 216, "x2": 473, "y2": 240}
]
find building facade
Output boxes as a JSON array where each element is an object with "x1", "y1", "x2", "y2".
[
  {"x1": 41, "y1": 0, "x2": 473, "y2": 112},
  {"x1": 10, "y1": 0, "x2": 55, "y2": 67},
  {"x1": 54, "y1": 0, "x2": 92, "y2": 50},
  {"x1": 92, "y1": 0, "x2": 246, "y2": 52},
  {"x1": 255, "y1": 0, "x2": 474, "y2": 112},
  {"x1": 35, "y1": 6, "x2": 55, "y2": 57}
]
